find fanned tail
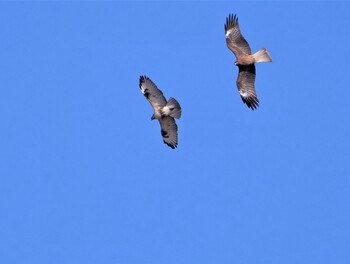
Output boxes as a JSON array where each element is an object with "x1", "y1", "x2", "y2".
[
  {"x1": 161, "y1": 97, "x2": 182, "y2": 119},
  {"x1": 253, "y1": 48, "x2": 272, "y2": 63}
]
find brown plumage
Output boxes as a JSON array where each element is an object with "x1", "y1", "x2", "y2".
[
  {"x1": 139, "y1": 76, "x2": 182, "y2": 149},
  {"x1": 225, "y1": 14, "x2": 272, "y2": 110}
]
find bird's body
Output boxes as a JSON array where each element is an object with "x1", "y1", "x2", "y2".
[
  {"x1": 235, "y1": 55, "x2": 255, "y2": 66},
  {"x1": 151, "y1": 106, "x2": 163, "y2": 120},
  {"x1": 139, "y1": 76, "x2": 182, "y2": 149},
  {"x1": 225, "y1": 14, "x2": 272, "y2": 110}
]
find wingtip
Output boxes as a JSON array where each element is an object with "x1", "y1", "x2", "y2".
[
  {"x1": 163, "y1": 140, "x2": 177, "y2": 149},
  {"x1": 241, "y1": 95, "x2": 259, "y2": 110},
  {"x1": 139, "y1": 75, "x2": 147, "y2": 82},
  {"x1": 233, "y1": 14, "x2": 238, "y2": 24},
  {"x1": 225, "y1": 13, "x2": 239, "y2": 32},
  {"x1": 139, "y1": 75, "x2": 145, "y2": 87},
  {"x1": 139, "y1": 75, "x2": 151, "y2": 89}
]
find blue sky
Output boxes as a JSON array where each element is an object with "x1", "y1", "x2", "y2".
[{"x1": 0, "y1": 1, "x2": 349, "y2": 263}]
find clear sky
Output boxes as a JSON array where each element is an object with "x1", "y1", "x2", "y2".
[{"x1": 0, "y1": 1, "x2": 349, "y2": 264}]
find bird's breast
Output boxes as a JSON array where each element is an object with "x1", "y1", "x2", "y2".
[{"x1": 237, "y1": 55, "x2": 255, "y2": 65}]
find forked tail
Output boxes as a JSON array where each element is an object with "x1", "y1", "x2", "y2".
[{"x1": 253, "y1": 48, "x2": 272, "y2": 63}]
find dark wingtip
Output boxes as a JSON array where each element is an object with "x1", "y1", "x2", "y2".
[
  {"x1": 139, "y1": 75, "x2": 150, "y2": 88},
  {"x1": 163, "y1": 140, "x2": 177, "y2": 149},
  {"x1": 241, "y1": 95, "x2": 259, "y2": 110},
  {"x1": 233, "y1": 14, "x2": 238, "y2": 25},
  {"x1": 139, "y1": 75, "x2": 145, "y2": 88},
  {"x1": 139, "y1": 75, "x2": 151, "y2": 98},
  {"x1": 225, "y1": 13, "x2": 238, "y2": 32}
]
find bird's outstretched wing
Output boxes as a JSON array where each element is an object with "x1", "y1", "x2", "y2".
[
  {"x1": 237, "y1": 65, "x2": 259, "y2": 110},
  {"x1": 139, "y1": 76, "x2": 167, "y2": 109},
  {"x1": 225, "y1": 14, "x2": 252, "y2": 58},
  {"x1": 159, "y1": 116, "x2": 178, "y2": 149}
]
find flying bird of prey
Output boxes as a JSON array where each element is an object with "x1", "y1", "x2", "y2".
[
  {"x1": 225, "y1": 14, "x2": 272, "y2": 110},
  {"x1": 139, "y1": 76, "x2": 182, "y2": 149}
]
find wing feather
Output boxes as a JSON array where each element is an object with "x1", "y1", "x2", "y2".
[
  {"x1": 159, "y1": 116, "x2": 178, "y2": 149},
  {"x1": 225, "y1": 14, "x2": 252, "y2": 58},
  {"x1": 237, "y1": 65, "x2": 259, "y2": 110},
  {"x1": 139, "y1": 76, "x2": 167, "y2": 109}
]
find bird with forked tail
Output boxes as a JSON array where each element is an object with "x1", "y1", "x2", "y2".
[{"x1": 225, "y1": 13, "x2": 272, "y2": 110}]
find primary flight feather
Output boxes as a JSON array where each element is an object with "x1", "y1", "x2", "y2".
[
  {"x1": 139, "y1": 76, "x2": 182, "y2": 149},
  {"x1": 225, "y1": 14, "x2": 272, "y2": 110}
]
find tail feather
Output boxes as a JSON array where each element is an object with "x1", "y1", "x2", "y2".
[
  {"x1": 253, "y1": 48, "x2": 272, "y2": 63},
  {"x1": 162, "y1": 97, "x2": 182, "y2": 119}
]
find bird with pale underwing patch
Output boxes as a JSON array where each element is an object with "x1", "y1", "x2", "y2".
[
  {"x1": 139, "y1": 76, "x2": 182, "y2": 149},
  {"x1": 225, "y1": 14, "x2": 272, "y2": 110}
]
